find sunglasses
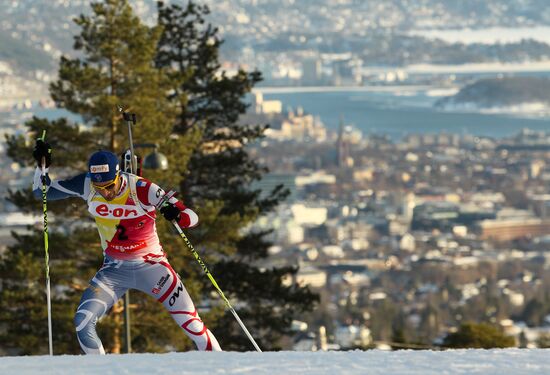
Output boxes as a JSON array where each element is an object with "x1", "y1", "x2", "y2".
[{"x1": 92, "y1": 174, "x2": 119, "y2": 191}]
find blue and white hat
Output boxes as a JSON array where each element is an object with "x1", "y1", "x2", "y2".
[{"x1": 88, "y1": 150, "x2": 120, "y2": 183}]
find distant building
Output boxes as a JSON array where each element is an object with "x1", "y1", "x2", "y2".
[
  {"x1": 399, "y1": 233, "x2": 416, "y2": 252},
  {"x1": 321, "y1": 245, "x2": 345, "y2": 259},
  {"x1": 402, "y1": 192, "x2": 416, "y2": 222},
  {"x1": 331, "y1": 58, "x2": 363, "y2": 86},
  {"x1": 334, "y1": 325, "x2": 371, "y2": 349},
  {"x1": 528, "y1": 193, "x2": 550, "y2": 218},
  {"x1": 301, "y1": 57, "x2": 322, "y2": 85},
  {"x1": 478, "y1": 218, "x2": 550, "y2": 241},
  {"x1": 293, "y1": 267, "x2": 327, "y2": 288},
  {"x1": 252, "y1": 92, "x2": 282, "y2": 114},
  {"x1": 353, "y1": 168, "x2": 375, "y2": 182},
  {"x1": 291, "y1": 203, "x2": 328, "y2": 225},
  {"x1": 411, "y1": 201, "x2": 459, "y2": 231},
  {"x1": 265, "y1": 108, "x2": 327, "y2": 142},
  {"x1": 336, "y1": 119, "x2": 351, "y2": 168}
]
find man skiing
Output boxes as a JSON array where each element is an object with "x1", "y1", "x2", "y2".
[{"x1": 32, "y1": 139, "x2": 222, "y2": 354}]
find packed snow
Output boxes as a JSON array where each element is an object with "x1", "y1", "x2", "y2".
[{"x1": 1, "y1": 349, "x2": 550, "y2": 375}]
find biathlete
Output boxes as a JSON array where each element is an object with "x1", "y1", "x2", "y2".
[{"x1": 32, "y1": 140, "x2": 222, "y2": 354}]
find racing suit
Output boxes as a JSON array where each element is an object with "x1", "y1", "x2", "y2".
[{"x1": 33, "y1": 168, "x2": 222, "y2": 353}]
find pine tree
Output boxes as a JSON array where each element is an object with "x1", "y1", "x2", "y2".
[
  {"x1": 2, "y1": 0, "x2": 318, "y2": 354},
  {"x1": 155, "y1": 1, "x2": 318, "y2": 350},
  {"x1": 443, "y1": 322, "x2": 515, "y2": 349}
]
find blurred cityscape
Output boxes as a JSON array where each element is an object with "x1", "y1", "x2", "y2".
[
  {"x1": 247, "y1": 101, "x2": 550, "y2": 349},
  {"x1": 3, "y1": 0, "x2": 550, "y2": 351}
]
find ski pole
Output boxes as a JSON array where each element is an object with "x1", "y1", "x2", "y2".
[
  {"x1": 157, "y1": 191, "x2": 262, "y2": 352},
  {"x1": 39, "y1": 130, "x2": 53, "y2": 356},
  {"x1": 118, "y1": 105, "x2": 136, "y2": 353},
  {"x1": 171, "y1": 221, "x2": 262, "y2": 352}
]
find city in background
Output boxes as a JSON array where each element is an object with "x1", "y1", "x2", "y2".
[{"x1": 3, "y1": 0, "x2": 550, "y2": 351}]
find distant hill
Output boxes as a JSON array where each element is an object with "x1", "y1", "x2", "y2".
[
  {"x1": 0, "y1": 33, "x2": 55, "y2": 74},
  {"x1": 436, "y1": 77, "x2": 550, "y2": 108}
]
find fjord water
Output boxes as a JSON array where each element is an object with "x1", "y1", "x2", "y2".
[
  {"x1": 262, "y1": 88, "x2": 550, "y2": 139},
  {"x1": 8, "y1": 85, "x2": 550, "y2": 140}
]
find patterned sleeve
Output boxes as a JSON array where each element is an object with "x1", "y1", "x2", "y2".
[
  {"x1": 32, "y1": 167, "x2": 89, "y2": 201},
  {"x1": 135, "y1": 178, "x2": 199, "y2": 228}
]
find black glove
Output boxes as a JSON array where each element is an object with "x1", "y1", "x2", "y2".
[
  {"x1": 33, "y1": 139, "x2": 52, "y2": 168},
  {"x1": 160, "y1": 202, "x2": 181, "y2": 222}
]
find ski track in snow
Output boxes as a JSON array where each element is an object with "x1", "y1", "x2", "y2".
[{"x1": 1, "y1": 349, "x2": 550, "y2": 375}]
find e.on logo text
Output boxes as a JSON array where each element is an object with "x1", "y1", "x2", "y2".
[{"x1": 89, "y1": 202, "x2": 139, "y2": 219}]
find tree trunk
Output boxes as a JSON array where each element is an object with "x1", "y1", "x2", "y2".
[{"x1": 110, "y1": 300, "x2": 124, "y2": 354}]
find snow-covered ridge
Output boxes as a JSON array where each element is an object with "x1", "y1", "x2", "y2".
[
  {"x1": 438, "y1": 102, "x2": 550, "y2": 118},
  {"x1": 408, "y1": 27, "x2": 550, "y2": 45},
  {"x1": 1, "y1": 349, "x2": 550, "y2": 375},
  {"x1": 434, "y1": 76, "x2": 550, "y2": 118}
]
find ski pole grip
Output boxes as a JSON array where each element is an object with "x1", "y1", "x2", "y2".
[
  {"x1": 122, "y1": 112, "x2": 137, "y2": 124},
  {"x1": 155, "y1": 190, "x2": 178, "y2": 210},
  {"x1": 40, "y1": 130, "x2": 47, "y2": 170}
]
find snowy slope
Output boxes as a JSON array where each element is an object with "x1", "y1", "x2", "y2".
[{"x1": 1, "y1": 349, "x2": 550, "y2": 375}]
